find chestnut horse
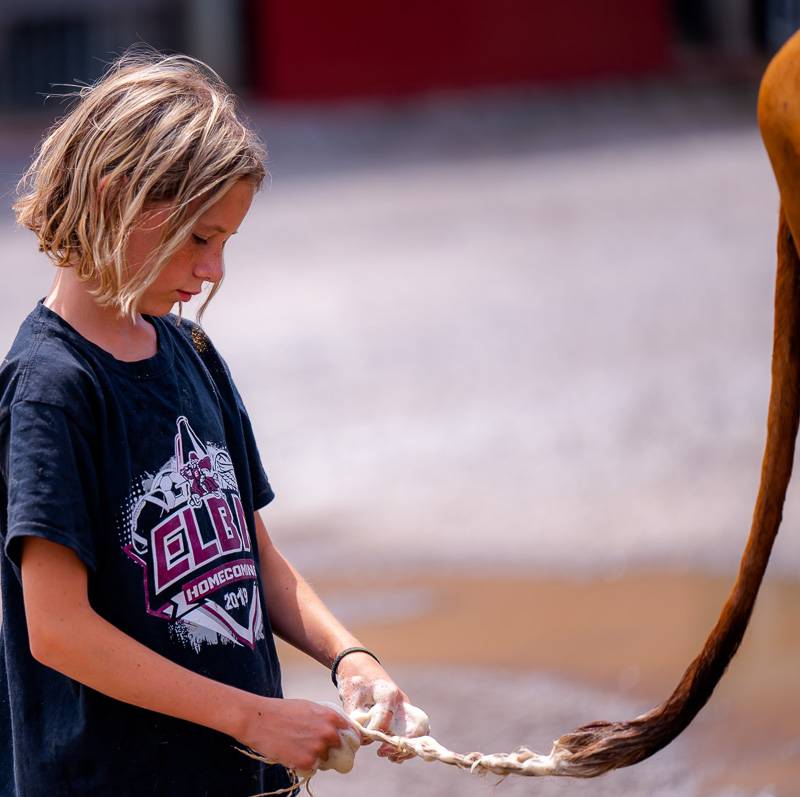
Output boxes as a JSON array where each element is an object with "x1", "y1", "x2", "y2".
[{"x1": 545, "y1": 29, "x2": 800, "y2": 776}]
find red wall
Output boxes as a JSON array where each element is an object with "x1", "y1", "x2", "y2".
[{"x1": 250, "y1": 1, "x2": 670, "y2": 101}]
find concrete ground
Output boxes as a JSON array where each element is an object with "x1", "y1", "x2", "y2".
[{"x1": 1, "y1": 78, "x2": 797, "y2": 795}]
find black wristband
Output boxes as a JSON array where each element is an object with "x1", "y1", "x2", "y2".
[{"x1": 331, "y1": 647, "x2": 381, "y2": 686}]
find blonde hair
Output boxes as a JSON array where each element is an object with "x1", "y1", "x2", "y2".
[{"x1": 13, "y1": 45, "x2": 267, "y2": 320}]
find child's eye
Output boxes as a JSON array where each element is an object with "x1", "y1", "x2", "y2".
[{"x1": 192, "y1": 234, "x2": 208, "y2": 245}]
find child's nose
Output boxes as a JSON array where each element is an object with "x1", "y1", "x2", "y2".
[{"x1": 195, "y1": 255, "x2": 224, "y2": 284}]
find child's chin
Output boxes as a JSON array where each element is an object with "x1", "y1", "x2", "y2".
[{"x1": 139, "y1": 299, "x2": 177, "y2": 317}]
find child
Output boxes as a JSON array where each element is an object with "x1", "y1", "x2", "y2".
[{"x1": 0, "y1": 48, "x2": 414, "y2": 796}]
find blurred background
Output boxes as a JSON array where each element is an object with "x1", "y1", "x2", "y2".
[{"x1": 2, "y1": 2, "x2": 800, "y2": 795}]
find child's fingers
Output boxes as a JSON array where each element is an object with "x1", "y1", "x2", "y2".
[{"x1": 365, "y1": 703, "x2": 395, "y2": 735}]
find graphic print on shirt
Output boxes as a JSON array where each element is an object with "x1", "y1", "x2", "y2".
[{"x1": 118, "y1": 416, "x2": 264, "y2": 652}]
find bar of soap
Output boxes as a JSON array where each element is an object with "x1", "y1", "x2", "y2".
[{"x1": 298, "y1": 702, "x2": 362, "y2": 778}]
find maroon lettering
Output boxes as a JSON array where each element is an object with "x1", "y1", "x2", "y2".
[
  {"x1": 206, "y1": 496, "x2": 242, "y2": 553},
  {"x1": 184, "y1": 506, "x2": 220, "y2": 566},
  {"x1": 152, "y1": 513, "x2": 190, "y2": 592},
  {"x1": 232, "y1": 493, "x2": 251, "y2": 552}
]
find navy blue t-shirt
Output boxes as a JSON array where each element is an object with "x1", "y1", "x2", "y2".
[{"x1": 0, "y1": 300, "x2": 293, "y2": 796}]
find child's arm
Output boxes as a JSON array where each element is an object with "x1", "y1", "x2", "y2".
[
  {"x1": 19, "y1": 536, "x2": 351, "y2": 773},
  {"x1": 253, "y1": 513, "x2": 413, "y2": 760}
]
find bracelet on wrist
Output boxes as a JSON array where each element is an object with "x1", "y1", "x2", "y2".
[{"x1": 331, "y1": 646, "x2": 381, "y2": 686}]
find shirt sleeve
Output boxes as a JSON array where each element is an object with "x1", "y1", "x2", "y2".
[
  {"x1": 230, "y1": 381, "x2": 275, "y2": 511},
  {"x1": 4, "y1": 400, "x2": 99, "y2": 573},
  {"x1": 181, "y1": 319, "x2": 275, "y2": 511}
]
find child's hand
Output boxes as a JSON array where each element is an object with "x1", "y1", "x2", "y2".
[
  {"x1": 335, "y1": 653, "x2": 419, "y2": 763},
  {"x1": 237, "y1": 696, "x2": 354, "y2": 774}
]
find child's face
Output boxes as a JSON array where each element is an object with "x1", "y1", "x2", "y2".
[{"x1": 128, "y1": 178, "x2": 255, "y2": 316}]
